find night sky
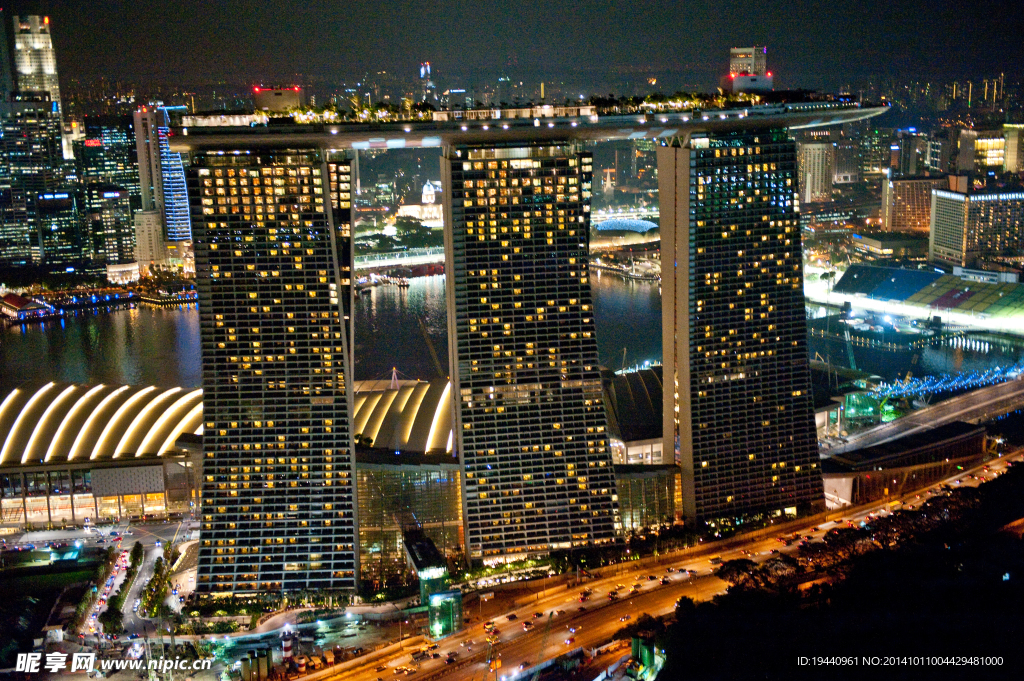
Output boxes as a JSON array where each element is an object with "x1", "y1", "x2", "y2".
[{"x1": 12, "y1": 0, "x2": 1024, "y2": 89}]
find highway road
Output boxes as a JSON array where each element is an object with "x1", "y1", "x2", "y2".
[
  {"x1": 318, "y1": 450, "x2": 1022, "y2": 681},
  {"x1": 824, "y1": 377, "x2": 1024, "y2": 455}
]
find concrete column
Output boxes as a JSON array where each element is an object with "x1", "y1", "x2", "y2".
[
  {"x1": 45, "y1": 472, "x2": 53, "y2": 526},
  {"x1": 69, "y1": 469, "x2": 76, "y2": 524},
  {"x1": 21, "y1": 473, "x2": 28, "y2": 528},
  {"x1": 117, "y1": 495, "x2": 122, "y2": 519}
]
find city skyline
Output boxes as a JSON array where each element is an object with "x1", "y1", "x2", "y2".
[{"x1": 11, "y1": 0, "x2": 1024, "y2": 91}]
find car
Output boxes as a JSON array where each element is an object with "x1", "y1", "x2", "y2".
[
  {"x1": 619, "y1": 614, "x2": 631, "y2": 622},
  {"x1": 564, "y1": 638, "x2": 575, "y2": 645},
  {"x1": 506, "y1": 613, "x2": 517, "y2": 621},
  {"x1": 427, "y1": 644, "x2": 438, "y2": 650},
  {"x1": 533, "y1": 612, "x2": 543, "y2": 618},
  {"x1": 608, "y1": 592, "x2": 620, "y2": 600},
  {"x1": 522, "y1": 622, "x2": 534, "y2": 631},
  {"x1": 660, "y1": 578, "x2": 671, "y2": 585},
  {"x1": 375, "y1": 665, "x2": 387, "y2": 672},
  {"x1": 96, "y1": 539, "x2": 106, "y2": 544},
  {"x1": 576, "y1": 606, "x2": 586, "y2": 613},
  {"x1": 445, "y1": 657, "x2": 457, "y2": 665},
  {"x1": 665, "y1": 567, "x2": 676, "y2": 573},
  {"x1": 431, "y1": 653, "x2": 440, "y2": 659},
  {"x1": 568, "y1": 626, "x2": 578, "y2": 633},
  {"x1": 155, "y1": 540, "x2": 162, "y2": 547},
  {"x1": 484, "y1": 620, "x2": 494, "y2": 627},
  {"x1": 647, "y1": 575, "x2": 657, "y2": 581},
  {"x1": 127, "y1": 634, "x2": 139, "y2": 640},
  {"x1": 769, "y1": 549, "x2": 780, "y2": 554},
  {"x1": 461, "y1": 640, "x2": 473, "y2": 647},
  {"x1": 519, "y1": 662, "x2": 530, "y2": 671},
  {"x1": 555, "y1": 609, "x2": 565, "y2": 616}
]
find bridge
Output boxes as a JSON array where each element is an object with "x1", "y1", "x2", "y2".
[
  {"x1": 825, "y1": 378, "x2": 1024, "y2": 455},
  {"x1": 871, "y1": 364, "x2": 1024, "y2": 399},
  {"x1": 355, "y1": 247, "x2": 445, "y2": 270}
]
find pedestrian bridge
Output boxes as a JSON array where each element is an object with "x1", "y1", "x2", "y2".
[{"x1": 355, "y1": 247, "x2": 445, "y2": 270}]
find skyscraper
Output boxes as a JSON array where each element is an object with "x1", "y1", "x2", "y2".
[
  {"x1": 930, "y1": 187, "x2": 1024, "y2": 266},
  {"x1": 134, "y1": 106, "x2": 192, "y2": 242},
  {"x1": 36, "y1": 190, "x2": 86, "y2": 264},
  {"x1": 12, "y1": 15, "x2": 61, "y2": 114},
  {"x1": 729, "y1": 46, "x2": 768, "y2": 76},
  {"x1": 658, "y1": 129, "x2": 823, "y2": 521},
  {"x1": 77, "y1": 116, "x2": 141, "y2": 210},
  {"x1": 188, "y1": 146, "x2": 358, "y2": 595},
  {"x1": 441, "y1": 143, "x2": 620, "y2": 564},
  {"x1": 796, "y1": 142, "x2": 835, "y2": 203},
  {"x1": 881, "y1": 174, "x2": 949, "y2": 234},
  {"x1": 0, "y1": 92, "x2": 63, "y2": 264},
  {"x1": 85, "y1": 183, "x2": 134, "y2": 263}
]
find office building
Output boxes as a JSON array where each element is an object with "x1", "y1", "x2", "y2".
[
  {"x1": 881, "y1": 174, "x2": 949, "y2": 234},
  {"x1": 658, "y1": 129, "x2": 823, "y2": 521},
  {"x1": 890, "y1": 131, "x2": 928, "y2": 177},
  {"x1": 730, "y1": 46, "x2": 767, "y2": 76},
  {"x1": 36, "y1": 191, "x2": 86, "y2": 264},
  {"x1": 833, "y1": 139, "x2": 860, "y2": 184},
  {"x1": 85, "y1": 183, "x2": 134, "y2": 264},
  {"x1": 796, "y1": 142, "x2": 835, "y2": 203},
  {"x1": 134, "y1": 106, "x2": 192, "y2": 242},
  {"x1": 0, "y1": 92, "x2": 63, "y2": 264},
  {"x1": 1004, "y1": 124, "x2": 1024, "y2": 174},
  {"x1": 859, "y1": 127, "x2": 893, "y2": 176},
  {"x1": 12, "y1": 15, "x2": 61, "y2": 115},
  {"x1": 188, "y1": 146, "x2": 358, "y2": 595},
  {"x1": 77, "y1": 116, "x2": 141, "y2": 210},
  {"x1": 134, "y1": 210, "x2": 165, "y2": 271},
  {"x1": 253, "y1": 86, "x2": 305, "y2": 112},
  {"x1": 441, "y1": 143, "x2": 620, "y2": 564},
  {"x1": 930, "y1": 188, "x2": 1024, "y2": 266},
  {"x1": 956, "y1": 129, "x2": 1005, "y2": 175}
]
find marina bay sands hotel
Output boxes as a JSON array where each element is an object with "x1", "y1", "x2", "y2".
[
  {"x1": 166, "y1": 99, "x2": 884, "y2": 594},
  {"x1": 0, "y1": 99, "x2": 885, "y2": 595}
]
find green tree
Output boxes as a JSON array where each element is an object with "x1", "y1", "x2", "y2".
[{"x1": 130, "y1": 541, "x2": 144, "y2": 569}]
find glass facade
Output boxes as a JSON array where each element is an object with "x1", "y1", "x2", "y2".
[
  {"x1": 86, "y1": 183, "x2": 134, "y2": 263},
  {"x1": 356, "y1": 465, "x2": 462, "y2": 586},
  {"x1": 443, "y1": 143, "x2": 620, "y2": 564},
  {"x1": 190, "y1": 147, "x2": 358, "y2": 595},
  {"x1": 659, "y1": 129, "x2": 823, "y2": 521},
  {"x1": 78, "y1": 116, "x2": 141, "y2": 211},
  {"x1": 615, "y1": 467, "x2": 676, "y2": 532}
]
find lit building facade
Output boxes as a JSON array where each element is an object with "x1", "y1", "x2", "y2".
[
  {"x1": 134, "y1": 106, "x2": 192, "y2": 242},
  {"x1": 12, "y1": 15, "x2": 61, "y2": 115},
  {"x1": 357, "y1": 455, "x2": 462, "y2": 587},
  {"x1": 0, "y1": 93, "x2": 63, "y2": 264},
  {"x1": 881, "y1": 174, "x2": 949, "y2": 234},
  {"x1": 796, "y1": 142, "x2": 835, "y2": 203},
  {"x1": 36, "y1": 191, "x2": 86, "y2": 263},
  {"x1": 85, "y1": 184, "x2": 134, "y2": 263},
  {"x1": 658, "y1": 129, "x2": 823, "y2": 521},
  {"x1": 78, "y1": 116, "x2": 141, "y2": 210},
  {"x1": 729, "y1": 46, "x2": 767, "y2": 76},
  {"x1": 188, "y1": 146, "x2": 358, "y2": 595},
  {"x1": 930, "y1": 189, "x2": 1024, "y2": 266},
  {"x1": 442, "y1": 143, "x2": 620, "y2": 564}
]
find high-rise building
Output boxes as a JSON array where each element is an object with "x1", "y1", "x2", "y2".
[
  {"x1": 956, "y1": 129, "x2": 1005, "y2": 175},
  {"x1": 930, "y1": 187, "x2": 1024, "y2": 266},
  {"x1": 1003, "y1": 124, "x2": 1024, "y2": 174},
  {"x1": 188, "y1": 146, "x2": 358, "y2": 595},
  {"x1": 0, "y1": 92, "x2": 63, "y2": 264},
  {"x1": 133, "y1": 210, "x2": 164, "y2": 271},
  {"x1": 889, "y1": 131, "x2": 928, "y2": 177},
  {"x1": 729, "y1": 46, "x2": 768, "y2": 76},
  {"x1": 441, "y1": 143, "x2": 620, "y2": 564},
  {"x1": 134, "y1": 106, "x2": 192, "y2": 242},
  {"x1": 796, "y1": 142, "x2": 835, "y2": 203},
  {"x1": 881, "y1": 174, "x2": 949, "y2": 234},
  {"x1": 36, "y1": 190, "x2": 86, "y2": 264},
  {"x1": 658, "y1": 129, "x2": 823, "y2": 521},
  {"x1": 85, "y1": 183, "x2": 134, "y2": 263},
  {"x1": 12, "y1": 16, "x2": 61, "y2": 115},
  {"x1": 77, "y1": 116, "x2": 141, "y2": 210},
  {"x1": 859, "y1": 127, "x2": 893, "y2": 177}
]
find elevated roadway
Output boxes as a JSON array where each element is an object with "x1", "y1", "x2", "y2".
[{"x1": 824, "y1": 377, "x2": 1024, "y2": 456}]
